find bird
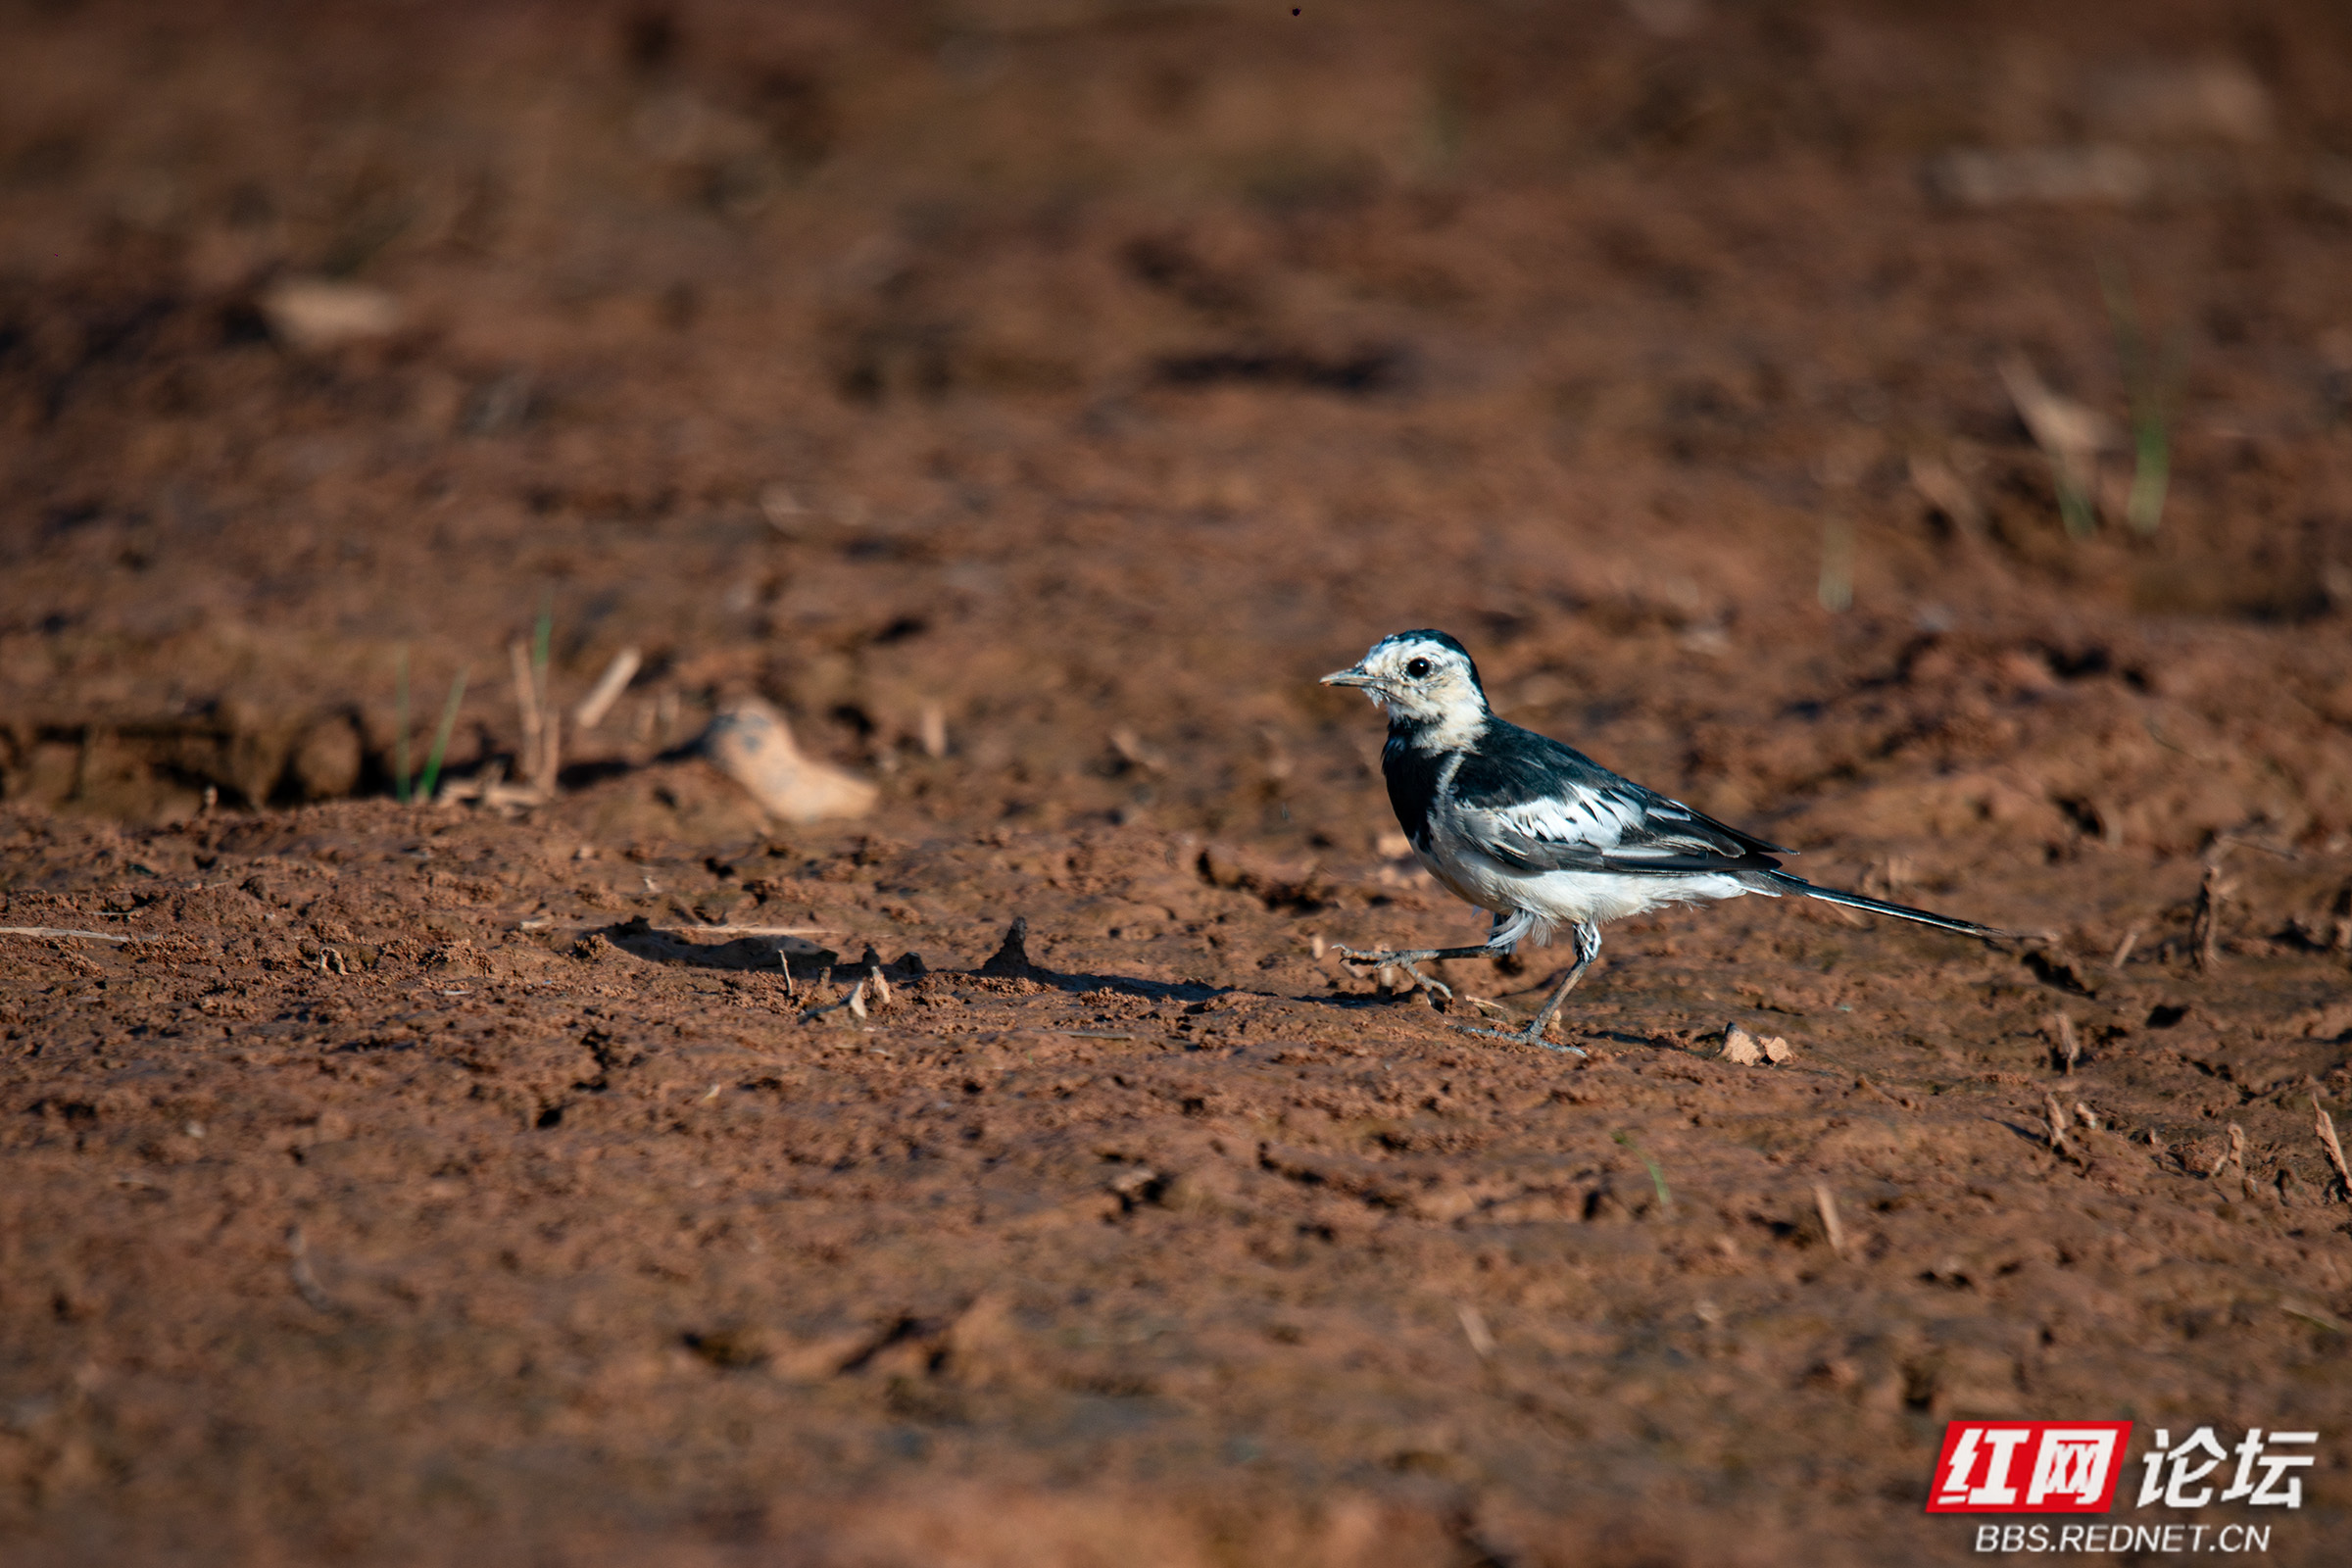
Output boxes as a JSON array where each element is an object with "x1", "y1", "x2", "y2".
[{"x1": 1320, "y1": 629, "x2": 2005, "y2": 1054}]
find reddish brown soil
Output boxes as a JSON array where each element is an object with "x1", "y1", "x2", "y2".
[{"x1": 5, "y1": 2, "x2": 2352, "y2": 1563}]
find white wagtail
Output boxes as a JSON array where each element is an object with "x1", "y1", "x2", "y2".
[{"x1": 1322, "y1": 629, "x2": 2003, "y2": 1054}]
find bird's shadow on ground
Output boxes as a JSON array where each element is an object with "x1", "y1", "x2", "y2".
[
  {"x1": 594, "y1": 918, "x2": 839, "y2": 975},
  {"x1": 964, "y1": 957, "x2": 1676, "y2": 1054},
  {"x1": 612, "y1": 914, "x2": 1663, "y2": 1041},
  {"x1": 955, "y1": 964, "x2": 1220, "y2": 1004},
  {"x1": 969, "y1": 957, "x2": 1485, "y2": 1014},
  {"x1": 1989, "y1": 1113, "x2": 2067, "y2": 1152},
  {"x1": 607, "y1": 916, "x2": 1253, "y2": 1006}
]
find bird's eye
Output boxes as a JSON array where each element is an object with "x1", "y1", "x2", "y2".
[{"x1": 1405, "y1": 658, "x2": 1432, "y2": 678}]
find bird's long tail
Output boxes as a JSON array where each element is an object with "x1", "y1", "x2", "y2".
[{"x1": 1761, "y1": 871, "x2": 2007, "y2": 941}]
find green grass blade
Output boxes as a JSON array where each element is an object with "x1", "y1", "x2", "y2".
[
  {"x1": 532, "y1": 592, "x2": 554, "y2": 687},
  {"x1": 2054, "y1": 466, "x2": 2097, "y2": 540},
  {"x1": 2098, "y1": 259, "x2": 2144, "y2": 392},
  {"x1": 1818, "y1": 515, "x2": 1854, "y2": 612},
  {"x1": 2126, "y1": 426, "x2": 2170, "y2": 537},
  {"x1": 416, "y1": 669, "x2": 469, "y2": 805},
  {"x1": 393, "y1": 647, "x2": 412, "y2": 805},
  {"x1": 1613, "y1": 1130, "x2": 1674, "y2": 1214},
  {"x1": 2100, "y1": 260, "x2": 2184, "y2": 539}
]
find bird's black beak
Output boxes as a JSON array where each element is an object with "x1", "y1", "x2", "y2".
[{"x1": 1321, "y1": 665, "x2": 1379, "y2": 690}]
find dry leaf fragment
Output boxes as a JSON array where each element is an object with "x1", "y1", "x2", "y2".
[
  {"x1": 2044, "y1": 1093, "x2": 2080, "y2": 1162},
  {"x1": 2315, "y1": 1096, "x2": 2352, "y2": 1202},
  {"x1": 1927, "y1": 145, "x2": 2153, "y2": 209},
  {"x1": 1455, "y1": 1302, "x2": 1496, "y2": 1359},
  {"x1": 2213, "y1": 1123, "x2": 2246, "y2": 1185},
  {"x1": 1813, "y1": 1184, "x2": 1848, "y2": 1256},
  {"x1": 1907, "y1": 453, "x2": 1984, "y2": 536},
  {"x1": 1999, "y1": 354, "x2": 2114, "y2": 525}
]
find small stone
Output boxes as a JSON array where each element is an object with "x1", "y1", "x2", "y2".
[
  {"x1": 258, "y1": 277, "x2": 403, "y2": 351},
  {"x1": 701, "y1": 697, "x2": 877, "y2": 823},
  {"x1": 1721, "y1": 1023, "x2": 1793, "y2": 1066}
]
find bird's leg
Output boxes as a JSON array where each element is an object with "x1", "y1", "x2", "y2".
[
  {"x1": 1457, "y1": 920, "x2": 1600, "y2": 1055},
  {"x1": 1335, "y1": 914, "x2": 1522, "y2": 1004},
  {"x1": 1331, "y1": 941, "x2": 1494, "y2": 1001}
]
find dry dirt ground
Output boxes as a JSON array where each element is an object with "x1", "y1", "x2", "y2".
[{"x1": 5, "y1": 1, "x2": 2352, "y2": 1563}]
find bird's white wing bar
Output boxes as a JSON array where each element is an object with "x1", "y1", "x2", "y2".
[
  {"x1": 1483, "y1": 789, "x2": 1644, "y2": 852},
  {"x1": 1460, "y1": 788, "x2": 1782, "y2": 877}
]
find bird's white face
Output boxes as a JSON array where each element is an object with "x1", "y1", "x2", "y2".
[{"x1": 1321, "y1": 632, "x2": 1488, "y2": 740}]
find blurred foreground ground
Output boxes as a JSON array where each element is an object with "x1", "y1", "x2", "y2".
[{"x1": 3, "y1": 1, "x2": 2351, "y2": 1562}]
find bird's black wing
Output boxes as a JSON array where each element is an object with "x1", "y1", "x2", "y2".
[{"x1": 1444, "y1": 719, "x2": 1787, "y2": 877}]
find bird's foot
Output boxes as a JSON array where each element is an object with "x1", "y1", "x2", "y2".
[
  {"x1": 1396, "y1": 961, "x2": 1453, "y2": 1001},
  {"x1": 1331, "y1": 946, "x2": 1453, "y2": 1001},
  {"x1": 1454, "y1": 1018, "x2": 1587, "y2": 1055}
]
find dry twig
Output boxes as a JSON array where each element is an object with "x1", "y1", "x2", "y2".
[
  {"x1": 1813, "y1": 1183, "x2": 1848, "y2": 1256},
  {"x1": 2049, "y1": 1012, "x2": 2081, "y2": 1075},
  {"x1": 802, "y1": 966, "x2": 876, "y2": 1024},
  {"x1": 2044, "y1": 1093, "x2": 2080, "y2": 1162},
  {"x1": 1108, "y1": 727, "x2": 1165, "y2": 774},
  {"x1": 509, "y1": 639, "x2": 542, "y2": 782},
  {"x1": 661, "y1": 923, "x2": 835, "y2": 937},
  {"x1": 571, "y1": 646, "x2": 641, "y2": 731},
  {"x1": 507, "y1": 636, "x2": 561, "y2": 798},
  {"x1": 917, "y1": 701, "x2": 949, "y2": 760},
  {"x1": 1999, "y1": 353, "x2": 2113, "y2": 537},
  {"x1": 2192, "y1": 861, "x2": 2233, "y2": 972},
  {"x1": 1856, "y1": 1075, "x2": 1913, "y2": 1110},
  {"x1": 286, "y1": 1227, "x2": 343, "y2": 1315},
  {"x1": 0, "y1": 926, "x2": 138, "y2": 943},
  {"x1": 2315, "y1": 1096, "x2": 2352, "y2": 1202},
  {"x1": 1906, "y1": 455, "x2": 1983, "y2": 539},
  {"x1": 1455, "y1": 1302, "x2": 1496, "y2": 1360},
  {"x1": 2214, "y1": 1123, "x2": 2246, "y2": 1186},
  {"x1": 2282, "y1": 1302, "x2": 2349, "y2": 1335}
]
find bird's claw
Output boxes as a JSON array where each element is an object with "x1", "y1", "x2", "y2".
[
  {"x1": 1333, "y1": 947, "x2": 1452, "y2": 1001},
  {"x1": 1454, "y1": 1021, "x2": 1588, "y2": 1056}
]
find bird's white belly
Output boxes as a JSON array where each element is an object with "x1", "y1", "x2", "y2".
[{"x1": 1414, "y1": 840, "x2": 1752, "y2": 941}]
